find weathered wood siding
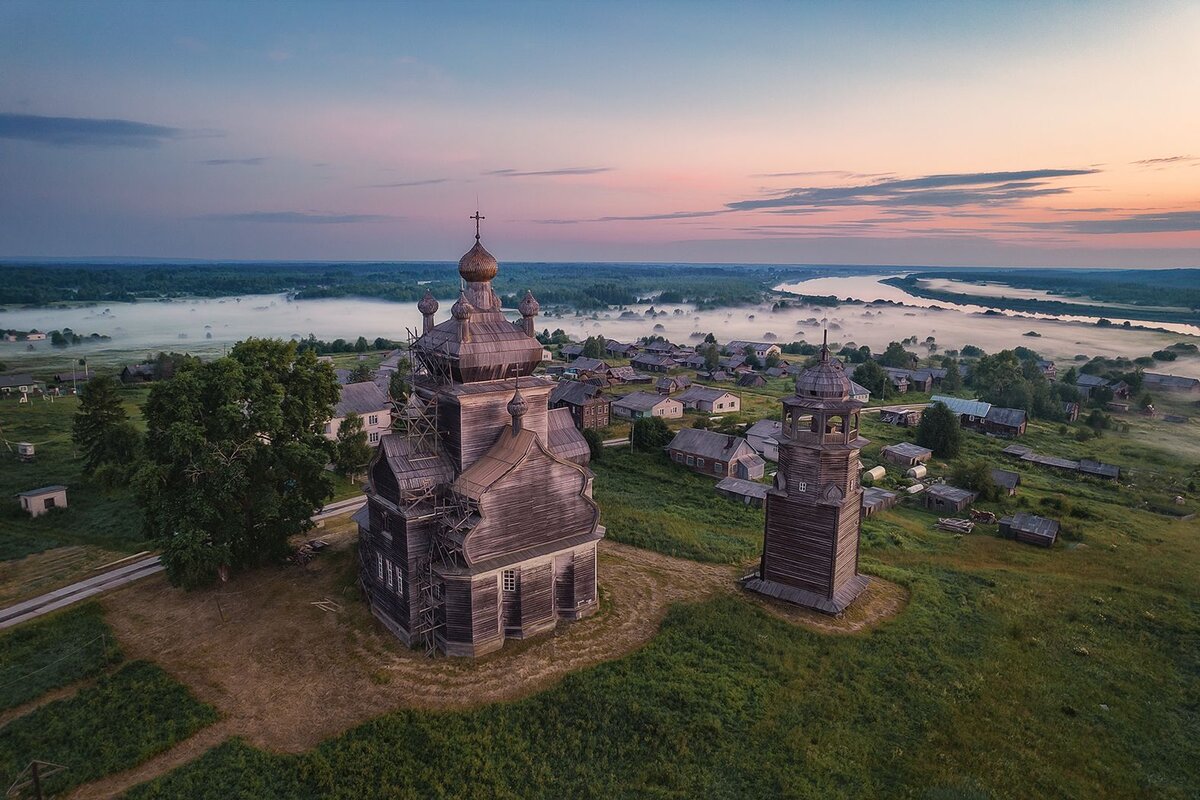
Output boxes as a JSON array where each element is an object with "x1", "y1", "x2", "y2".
[
  {"x1": 439, "y1": 386, "x2": 553, "y2": 472},
  {"x1": 442, "y1": 576, "x2": 474, "y2": 644},
  {"x1": 573, "y1": 545, "x2": 597, "y2": 608},
  {"x1": 554, "y1": 555, "x2": 575, "y2": 610},
  {"x1": 519, "y1": 561, "x2": 554, "y2": 630},
  {"x1": 464, "y1": 446, "x2": 597, "y2": 564},
  {"x1": 472, "y1": 575, "x2": 500, "y2": 644}
]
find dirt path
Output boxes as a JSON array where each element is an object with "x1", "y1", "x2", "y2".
[{"x1": 75, "y1": 527, "x2": 903, "y2": 798}]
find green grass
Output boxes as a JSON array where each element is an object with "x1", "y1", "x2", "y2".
[
  {"x1": 0, "y1": 603, "x2": 121, "y2": 711},
  {"x1": 591, "y1": 448, "x2": 763, "y2": 564},
  {"x1": 0, "y1": 388, "x2": 150, "y2": 560},
  {"x1": 0, "y1": 660, "x2": 219, "y2": 796}
]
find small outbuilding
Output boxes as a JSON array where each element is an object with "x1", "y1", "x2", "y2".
[
  {"x1": 989, "y1": 468, "x2": 1021, "y2": 496},
  {"x1": 983, "y1": 406, "x2": 1028, "y2": 437},
  {"x1": 861, "y1": 487, "x2": 899, "y2": 517},
  {"x1": 18, "y1": 485, "x2": 68, "y2": 517},
  {"x1": 1078, "y1": 459, "x2": 1121, "y2": 481},
  {"x1": 882, "y1": 442, "x2": 933, "y2": 467},
  {"x1": 924, "y1": 484, "x2": 977, "y2": 513},
  {"x1": 715, "y1": 476, "x2": 769, "y2": 508},
  {"x1": 999, "y1": 512, "x2": 1059, "y2": 547},
  {"x1": 862, "y1": 465, "x2": 887, "y2": 484}
]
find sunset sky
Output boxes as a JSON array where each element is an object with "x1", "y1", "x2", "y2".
[{"x1": 2, "y1": 0, "x2": 1198, "y2": 266}]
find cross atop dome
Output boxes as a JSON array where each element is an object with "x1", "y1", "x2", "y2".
[{"x1": 471, "y1": 210, "x2": 485, "y2": 241}]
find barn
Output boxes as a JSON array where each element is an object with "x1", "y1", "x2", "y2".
[
  {"x1": 924, "y1": 484, "x2": 977, "y2": 513},
  {"x1": 1000, "y1": 512, "x2": 1060, "y2": 547}
]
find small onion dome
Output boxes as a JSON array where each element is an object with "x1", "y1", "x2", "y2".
[
  {"x1": 458, "y1": 240, "x2": 498, "y2": 283},
  {"x1": 418, "y1": 289, "x2": 439, "y2": 315},
  {"x1": 451, "y1": 290, "x2": 473, "y2": 321},
  {"x1": 794, "y1": 346, "x2": 850, "y2": 400},
  {"x1": 507, "y1": 386, "x2": 528, "y2": 419},
  {"x1": 519, "y1": 289, "x2": 540, "y2": 317}
]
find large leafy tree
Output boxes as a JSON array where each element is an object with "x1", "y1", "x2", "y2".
[
  {"x1": 72, "y1": 375, "x2": 139, "y2": 472},
  {"x1": 878, "y1": 342, "x2": 916, "y2": 368},
  {"x1": 581, "y1": 335, "x2": 606, "y2": 359},
  {"x1": 134, "y1": 339, "x2": 339, "y2": 588},
  {"x1": 940, "y1": 359, "x2": 963, "y2": 392},
  {"x1": 632, "y1": 417, "x2": 674, "y2": 451},
  {"x1": 852, "y1": 359, "x2": 892, "y2": 400},
  {"x1": 916, "y1": 401, "x2": 961, "y2": 458},
  {"x1": 334, "y1": 412, "x2": 372, "y2": 477}
]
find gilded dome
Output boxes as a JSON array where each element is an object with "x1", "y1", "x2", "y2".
[
  {"x1": 458, "y1": 240, "x2": 498, "y2": 283},
  {"x1": 451, "y1": 290, "x2": 473, "y2": 321},
  {"x1": 418, "y1": 289, "x2": 439, "y2": 315},
  {"x1": 519, "y1": 289, "x2": 540, "y2": 317},
  {"x1": 794, "y1": 346, "x2": 850, "y2": 400}
]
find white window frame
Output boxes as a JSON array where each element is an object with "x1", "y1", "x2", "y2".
[
  {"x1": 395, "y1": 565, "x2": 404, "y2": 595},
  {"x1": 714, "y1": 462, "x2": 723, "y2": 474},
  {"x1": 376, "y1": 552, "x2": 384, "y2": 581},
  {"x1": 368, "y1": 414, "x2": 378, "y2": 426},
  {"x1": 697, "y1": 458, "x2": 705, "y2": 468},
  {"x1": 385, "y1": 557, "x2": 393, "y2": 589},
  {"x1": 502, "y1": 569, "x2": 517, "y2": 592},
  {"x1": 369, "y1": 431, "x2": 380, "y2": 444},
  {"x1": 686, "y1": 455, "x2": 695, "y2": 466},
  {"x1": 797, "y1": 481, "x2": 808, "y2": 492}
]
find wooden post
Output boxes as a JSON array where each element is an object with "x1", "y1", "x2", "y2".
[{"x1": 31, "y1": 761, "x2": 43, "y2": 800}]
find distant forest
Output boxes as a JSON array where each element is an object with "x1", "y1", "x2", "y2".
[
  {"x1": 0, "y1": 261, "x2": 831, "y2": 310},
  {"x1": 886, "y1": 269, "x2": 1200, "y2": 325}
]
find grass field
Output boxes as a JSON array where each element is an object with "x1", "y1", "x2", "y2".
[
  {"x1": 0, "y1": 603, "x2": 121, "y2": 711},
  {"x1": 0, "y1": 660, "x2": 218, "y2": 796}
]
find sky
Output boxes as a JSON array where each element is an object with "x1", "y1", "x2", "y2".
[{"x1": 1, "y1": 0, "x2": 1199, "y2": 266}]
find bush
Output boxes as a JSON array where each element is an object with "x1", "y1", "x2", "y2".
[
  {"x1": 632, "y1": 417, "x2": 674, "y2": 451},
  {"x1": 582, "y1": 428, "x2": 603, "y2": 461},
  {"x1": 951, "y1": 459, "x2": 1000, "y2": 502}
]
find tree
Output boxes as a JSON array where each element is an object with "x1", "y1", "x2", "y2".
[
  {"x1": 632, "y1": 416, "x2": 673, "y2": 451},
  {"x1": 704, "y1": 332, "x2": 717, "y2": 344},
  {"x1": 1138, "y1": 391, "x2": 1154, "y2": 409},
  {"x1": 1060, "y1": 366, "x2": 1078, "y2": 386},
  {"x1": 852, "y1": 358, "x2": 892, "y2": 400},
  {"x1": 388, "y1": 370, "x2": 409, "y2": 402},
  {"x1": 951, "y1": 459, "x2": 999, "y2": 501},
  {"x1": 582, "y1": 428, "x2": 603, "y2": 461},
  {"x1": 334, "y1": 412, "x2": 372, "y2": 477},
  {"x1": 581, "y1": 335, "x2": 605, "y2": 359},
  {"x1": 350, "y1": 363, "x2": 373, "y2": 383},
  {"x1": 742, "y1": 349, "x2": 761, "y2": 370},
  {"x1": 702, "y1": 343, "x2": 721, "y2": 371},
  {"x1": 354, "y1": 336, "x2": 369, "y2": 353},
  {"x1": 72, "y1": 375, "x2": 139, "y2": 472},
  {"x1": 916, "y1": 401, "x2": 961, "y2": 458},
  {"x1": 941, "y1": 358, "x2": 962, "y2": 392},
  {"x1": 879, "y1": 342, "x2": 915, "y2": 368},
  {"x1": 134, "y1": 339, "x2": 340, "y2": 588},
  {"x1": 765, "y1": 351, "x2": 782, "y2": 368}
]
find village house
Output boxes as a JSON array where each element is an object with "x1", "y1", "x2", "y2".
[
  {"x1": 925, "y1": 484, "x2": 977, "y2": 514},
  {"x1": 737, "y1": 373, "x2": 767, "y2": 388},
  {"x1": 119, "y1": 363, "x2": 158, "y2": 384},
  {"x1": 605, "y1": 365, "x2": 652, "y2": 385},
  {"x1": 25, "y1": 332, "x2": 47, "y2": 341},
  {"x1": 358, "y1": 228, "x2": 600, "y2": 657},
  {"x1": 983, "y1": 406, "x2": 1028, "y2": 437},
  {"x1": 929, "y1": 395, "x2": 992, "y2": 427},
  {"x1": 549, "y1": 380, "x2": 610, "y2": 430},
  {"x1": 677, "y1": 385, "x2": 741, "y2": 414},
  {"x1": 612, "y1": 391, "x2": 682, "y2": 419},
  {"x1": 882, "y1": 442, "x2": 933, "y2": 467},
  {"x1": 630, "y1": 353, "x2": 675, "y2": 373},
  {"x1": 1062, "y1": 401, "x2": 1080, "y2": 422},
  {"x1": 326, "y1": 381, "x2": 392, "y2": 446},
  {"x1": 718, "y1": 355, "x2": 750, "y2": 372},
  {"x1": 569, "y1": 356, "x2": 609, "y2": 377},
  {"x1": 1142, "y1": 372, "x2": 1200, "y2": 394},
  {"x1": 666, "y1": 428, "x2": 766, "y2": 480},
  {"x1": 848, "y1": 380, "x2": 871, "y2": 403},
  {"x1": 862, "y1": 486, "x2": 900, "y2": 517},
  {"x1": 724, "y1": 340, "x2": 782, "y2": 360},
  {"x1": 745, "y1": 418, "x2": 783, "y2": 461},
  {"x1": 0, "y1": 373, "x2": 43, "y2": 396},
  {"x1": 1075, "y1": 373, "x2": 1130, "y2": 400},
  {"x1": 990, "y1": 468, "x2": 1021, "y2": 496},
  {"x1": 604, "y1": 339, "x2": 638, "y2": 358},
  {"x1": 642, "y1": 341, "x2": 675, "y2": 355},
  {"x1": 1000, "y1": 512, "x2": 1059, "y2": 547},
  {"x1": 680, "y1": 353, "x2": 708, "y2": 370},
  {"x1": 559, "y1": 343, "x2": 584, "y2": 360},
  {"x1": 879, "y1": 407, "x2": 921, "y2": 427},
  {"x1": 1037, "y1": 360, "x2": 1057, "y2": 380},
  {"x1": 715, "y1": 476, "x2": 769, "y2": 508},
  {"x1": 656, "y1": 375, "x2": 691, "y2": 395},
  {"x1": 17, "y1": 485, "x2": 67, "y2": 517},
  {"x1": 886, "y1": 367, "x2": 931, "y2": 393}
]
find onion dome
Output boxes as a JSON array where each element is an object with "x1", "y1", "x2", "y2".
[
  {"x1": 794, "y1": 334, "x2": 850, "y2": 400},
  {"x1": 458, "y1": 240, "x2": 498, "y2": 283},
  {"x1": 507, "y1": 385, "x2": 528, "y2": 419},
  {"x1": 451, "y1": 290, "x2": 473, "y2": 321},
  {"x1": 418, "y1": 289, "x2": 439, "y2": 315},
  {"x1": 518, "y1": 289, "x2": 540, "y2": 317}
]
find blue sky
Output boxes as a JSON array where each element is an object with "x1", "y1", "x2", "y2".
[{"x1": 2, "y1": 0, "x2": 1198, "y2": 265}]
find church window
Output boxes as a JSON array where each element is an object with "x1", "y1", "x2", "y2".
[
  {"x1": 376, "y1": 552, "x2": 384, "y2": 581},
  {"x1": 797, "y1": 481, "x2": 808, "y2": 492},
  {"x1": 385, "y1": 558, "x2": 393, "y2": 589},
  {"x1": 395, "y1": 566, "x2": 404, "y2": 595},
  {"x1": 502, "y1": 569, "x2": 517, "y2": 592}
]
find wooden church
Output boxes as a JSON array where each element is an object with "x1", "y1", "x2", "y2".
[
  {"x1": 742, "y1": 335, "x2": 870, "y2": 613},
  {"x1": 356, "y1": 217, "x2": 602, "y2": 656}
]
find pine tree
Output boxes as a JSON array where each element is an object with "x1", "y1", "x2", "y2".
[{"x1": 72, "y1": 375, "x2": 138, "y2": 471}]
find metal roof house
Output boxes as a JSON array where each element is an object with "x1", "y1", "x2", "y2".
[
  {"x1": 676, "y1": 385, "x2": 740, "y2": 414},
  {"x1": 1142, "y1": 372, "x2": 1200, "y2": 394},
  {"x1": 882, "y1": 442, "x2": 933, "y2": 467},
  {"x1": 1000, "y1": 512, "x2": 1059, "y2": 547},
  {"x1": 357, "y1": 226, "x2": 602, "y2": 657},
  {"x1": 715, "y1": 476, "x2": 769, "y2": 507},
  {"x1": 549, "y1": 380, "x2": 610, "y2": 431},
  {"x1": 745, "y1": 418, "x2": 783, "y2": 462},
  {"x1": 990, "y1": 468, "x2": 1021, "y2": 495},
  {"x1": 929, "y1": 395, "x2": 991, "y2": 423},
  {"x1": 327, "y1": 381, "x2": 392, "y2": 446},
  {"x1": 925, "y1": 484, "x2": 977, "y2": 513},
  {"x1": 666, "y1": 428, "x2": 765, "y2": 480},
  {"x1": 612, "y1": 391, "x2": 682, "y2": 419},
  {"x1": 983, "y1": 406, "x2": 1027, "y2": 437}
]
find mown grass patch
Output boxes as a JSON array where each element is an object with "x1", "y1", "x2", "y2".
[
  {"x1": 591, "y1": 448, "x2": 762, "y2": 564},
  {"x1": 0, "y1": 660, "x2": 218, "y2": 796},
  {"x1": 0, "y1": 602, "x2": 121, "y2": 711}
]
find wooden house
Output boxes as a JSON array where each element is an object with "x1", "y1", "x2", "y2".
[
  {"x1": 119, "y1": 363, "x2": 158, "y2": 384},
  {"x1": 1061, "y1": 401, "x2": 1080, "y2": 422},
  {"x1": 983, "y1": 406, "x2": 1027, "y2": 437},
  {"x1": 886, "y1": 367, "x2": 931, "y2": 393},
  {"x1": 724, "y1": 340, "x2": 782, "y2": 360},
  {"x1": 666, "y1": 428, "x2": 765, "y2": 479},
  {"x1": 631, "y1": 354, "x2": 674, "y2": 373},
  {"x1": 718, "y1": 355, "x2": 749, "y2": 372},
  {"x1": 357, "y1": 230, "x2": 601, "y2": 658},
  {"x1": 326, "y1": 381, "x2": 392, "y2": 446},
  {"x1": 990, "y1": 468, "x2": 1021, "y2": 496},
  {"x1": 929, "y1": 395, "x2": 991, "y2": 427},
  {"x1": 612, "y1": 391, "x2": 682, "y2": 420},
  {"x1": 882, "y1": 442, "x2": 933, "y2": 467},
  {"x1": 924, "y1": 484, "x2": 977, "y2": 513},
  {"x1": 656, "y1": 375, "x2": 691, "y2": 395},
  {"x1": 1142, "y1": 372, "x2": 1200, "y2": 394},
  {"x1": 559, "y1": 344, "x2": 584, "y2": 360},
  {"x1": 999, "y1": 512, "x2": 1059, "y2": 547},
  {"x1": 715, "y1": 476, "x2": 769, "y2": 508},
  {"x1": 549, "y1": 380, "x2": 610, "y2": 430},
  {"x1": 677, "y1": 385, "x2": 740, "y2": 414},
  {"x1": 643, "y1": 341, "x2": 675, "y2": 355},
  {"x1": 861, "y1": 487, "x2": 899, "y2": 517},
  {"x1": 848, "y1": 380, "x2": 871, "y2": 403},
  {"x1": 737, "y1": 373, "x2": 767, "y2": 388},
  {"x1": 1037, "y1": 360, "x2": 1057, "y2": 380},
  {"x1": 745, "y1": 418, "x2": 783, "y2": 462},
  {"x1": 742, "y1": 334, "x2": 871, "y2": 614},
  {"x1": 604, "y1": 339, "x2": 637, "y2": 358},
  {"x1": 570, "y1": 356, "x2": 610, "y2": 377},
  {"x1": 879, "y1": 408, "x2": 921, "y2": 426},
  {"x1": 17, "y1": 485, "x2": 67, "y2": 517},
  {"x1": 0, "y1": 373, "x2": 43, "y2": 395}
]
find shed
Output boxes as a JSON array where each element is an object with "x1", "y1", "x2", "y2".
[
  {"x1": 17, "y1": 442, "x2": 35, "y2": 462},
  {"x1": 1078, "y1": 459, "x2": 1120, "y2": 481},
  {"x1": 736, "y1": 373, "x2": 767, "y2": 388},
  {"x1": 879, "y1": 408, "x2": 921, "y2": 427},
  {"x1": 983, "y1": 406, "x2": 1027, "y2": 437},
  {"x1": 999, "y1": 512, "x2": 1059, "y2": 547},
  {"x1": 862, "y1": 465, "x2": 887, "y2": 483},
  {"x1": 17, "y1": 485, "x2": 67, "y2": 517},
  {"x1": 715, "y1": 476, "x2": 769, "y2": 508},
  {"x1": 990, "y1": 468, "x2": 1021, "y2": 496},
  {"x1": 861, "y1": 487, "x2": 899, "y2": 516},
  {"x1": 882, "y1": 442, "x2": 933, "y2": 467},
  {"x1": 924, "y1": 484, "x2": 976, "y2": 513}
]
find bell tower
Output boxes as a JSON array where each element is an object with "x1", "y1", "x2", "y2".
[{"x1": 744, "y1": 334, "x2": 870, "y2": 613}]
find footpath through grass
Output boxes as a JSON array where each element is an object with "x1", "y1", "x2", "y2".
[
  {"x1": 0, "y1": 603, "x2": 120, "y2": 711},
  {"x1": 0, "y1": 660, "x2": 218, "y2": 796}
]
